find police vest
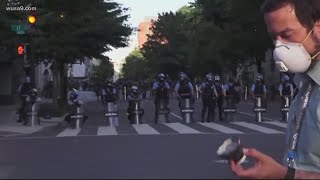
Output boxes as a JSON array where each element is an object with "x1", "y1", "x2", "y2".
[
  {"x1": 178, "y1": 82, "x2": 191, "y2": 98},
  {"x1": 104, "y1": 86, "x2": 116, "y2": 102},
  {"x1": 203, "y1": 82, "x2": 214, "y2": 97},
  {"x1": 156, "y1": 82, "x2": 168, "y2": 99},
  {"x1": 282, "y1": 83, "x2": 291, "y2": 96},
  {"x1": 254, "y1": 83, "x2": 264, "y2": 95}
]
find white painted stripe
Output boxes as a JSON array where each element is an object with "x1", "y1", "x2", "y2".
[
  {"x1": 238, "y1": 111, "x2": 275, "y2": 121},
  {"x1": 164, "y1": 123, "x2": 200, "y2": 134},
  {"x1": 263, "y1": 121, "x2": 287, "y2": 128},
  {"x1": 170, "y1": 112, "x2": 183, "y2": 120},
  {"x1": 132, "y1": 124, "x2": 159, "y2": 135},
  {"x1": 56, "y1": 128, "x2": 81, "y2": 137},
  {"x1": 231, "y1": 122, "x2": 284, "y2": 134},
  {"x1": 199, "y1": 122, "x2": 243, "y2": 134},
  {"x1": 97, "y1": 126, "x2": 118, "y2": 136}
]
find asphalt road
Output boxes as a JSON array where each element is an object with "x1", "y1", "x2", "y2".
[{"x1": 0, "y1": 91, "x2": 287, "y2": 179}]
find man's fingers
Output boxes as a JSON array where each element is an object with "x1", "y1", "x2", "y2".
[
  {"x1": 230, "y1": 159, "x2": 259, "y2": 178},
  {"x1": 243, "y1": 148, "x2": 267, "y2": 161},
  {"x1": 230, "y1": 160, "x2": 244, "y2": 175}
]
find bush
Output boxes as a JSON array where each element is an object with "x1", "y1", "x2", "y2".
[{"x1": 38, "y1": 103, "x2": 67, "y2": 117}]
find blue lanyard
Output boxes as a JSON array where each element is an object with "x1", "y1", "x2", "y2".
[{"x1": 287, "y1": 82, "x2": 314, "y2": 168}]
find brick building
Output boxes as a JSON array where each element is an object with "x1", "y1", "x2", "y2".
[{"x1": 138, "y1": 17, "x2": 157, "y2": 49}]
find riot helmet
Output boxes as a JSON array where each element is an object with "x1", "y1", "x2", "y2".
[
  {"x1": 158, "y1": 73, "x2": 165, "y2": 82},
  {"x1": 206, "y1": 74, "x2": 213, "y2": 82},
  {"x1": 131, "y1": 86, "x2": 139, "y2": 95},
  {"x1": 69, "y1": 89, "x2": 79, "y2": 101},
  {"x1": 30, "y1": 88, "x2": 38, "y2": 97}
]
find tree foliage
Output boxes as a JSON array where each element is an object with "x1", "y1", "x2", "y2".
[
  {"x1": 121, "y1": 49, "x2": 150, "y2": 81},
  {"x1": 129, "y1": 0, "x2": 274, "y2": 81},
  {"x1": 92, "y1": 60, "x2": 114, "y2": 82}
]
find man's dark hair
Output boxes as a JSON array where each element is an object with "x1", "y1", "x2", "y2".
[{"x1": 261, "y1": 0, "x2": 320, "y2": 30}]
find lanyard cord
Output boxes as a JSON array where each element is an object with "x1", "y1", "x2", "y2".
[{"x1": 287, "y1": 81, "x2": 314, "y2": 167}]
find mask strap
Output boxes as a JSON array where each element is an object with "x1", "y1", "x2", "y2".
[
  {"x1": 301, "y1": 29, "x2": 314, "y2": 44},
  {"x1": 311, "y1": 50, "x2": 320, "y2": 60}
]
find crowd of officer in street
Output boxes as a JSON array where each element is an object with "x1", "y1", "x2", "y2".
[{"x1": 15, "y1": 71, "x2": 296, "y2": 127}]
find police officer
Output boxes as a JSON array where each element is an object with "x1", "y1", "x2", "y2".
[
  {"x1": 223, "y1": 77, "x2": 238, "y2": 110},
  {"x1": 174, "y1": 73, "x2": 195, "y2": 108},
  {"x1": 278, "y1": 74, "x2": 294, "y2": 121},
  {"x1": 23, "y1": 88, "x2": 41, "y2": 125},
  {"x1": 199, "y1": 74, "x2": 218, "y2": 122},
  {"x1": 102, "y1": 80, "x2": 117, "y2": 104},
  {"x1": 250, "y1": 74, "x2": 267, "y2": 107},
  {"x1": 153, "y1": 73, "x2": 170, "y2": 123},
  {"x1": 64, "y1": 89, "x2": 88, "y2": 124},
  {"x1": 127, "y1": 86, "x2": 142, "y2": 124},
  {"x1": 17, "y1": 76, "x2": 34, "y2": 123},
  {"x1": 214, "y1": 74, "x2": 226, "y2": 121}
]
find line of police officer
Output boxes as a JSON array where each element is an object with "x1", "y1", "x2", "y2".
[{"x1": 92, "y1": 72, "x2": 296, "y2": 124}]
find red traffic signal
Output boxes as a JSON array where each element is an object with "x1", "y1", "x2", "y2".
[{"x1": 17, "y1": 44, "x2": 24, "y2": 55}]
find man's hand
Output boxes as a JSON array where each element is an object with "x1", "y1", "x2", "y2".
[{"x1": 230, "y1": 148, "x2": 287, "y2": 179}]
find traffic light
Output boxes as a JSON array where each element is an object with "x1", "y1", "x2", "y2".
[
  {"x1": 28, "y1": 15, "x2": 36, "y2": 24},
  {"x1": 28, "y1": 9, "x2": 36, "y2": 25},
  {"x1": 17, "y1": 44, "x2": 24, "y2": 55}
]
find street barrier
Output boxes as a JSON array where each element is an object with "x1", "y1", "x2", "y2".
[
  {"x1": 253, "y1": 96, "x2": 266, "y2": 123},
  {"x1": 104, "y1": 102, "x2": 118, "y2": 126},
  {"x1": 131, "y1": 100, "x2": 144, "y2": 124},
  {"x1": 180, "y1": 98, "x2": 194, "y2": 123},
  {"x1": 281, "y1": 96, "x2": 290, "y2": 122},
  {"x1": 70, "y1": 104, "x2": 84, "y2": 129},
  {"x1": 223, "y1": 97, "x2": 237, "y2": 122}
]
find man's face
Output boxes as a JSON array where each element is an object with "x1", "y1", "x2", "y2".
[{"x1": 264, "y1": 4, "x2": 320, "y2": 56}]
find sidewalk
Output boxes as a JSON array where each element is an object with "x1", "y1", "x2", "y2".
[{"x1": 0, "y1": 98, "x2": 63, "y2": 136}]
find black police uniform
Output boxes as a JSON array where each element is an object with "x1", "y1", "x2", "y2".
[
  {"x1": 214, "y1": 82, "x2": 224, "y2": 121},
  {"x1": 253, "y1": 82, "x2": 267, "y2": 108},
  {"x1": 201, "y1": 82, "x2": 216, "y2": 122},
  {"x1": 17, "y1": 82, "x2": 33, "y2": 123},
  {"x1": 154, "y1": 81, "x2": 170, "y2": 123}
]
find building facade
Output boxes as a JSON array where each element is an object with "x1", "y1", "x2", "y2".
[{"x1": 138, "y1": 17, "x2": 157, "y2": 49}]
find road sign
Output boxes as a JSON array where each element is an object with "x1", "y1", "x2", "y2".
[{"x1": 11, "y1": 24, "x2": 29, "y2": 34}]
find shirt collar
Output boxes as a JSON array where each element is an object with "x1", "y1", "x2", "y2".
[{"x1": 307, "y1": 60, "x2": 320, "y2": 86}]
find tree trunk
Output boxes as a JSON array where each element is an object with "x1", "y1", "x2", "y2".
[
  {"x1": 53, "y1": 60, "x2": 68, "y2": 107},
  {"x1": 256, "y1": 57, "x2": 262, "y2": 73},
  {"x1": 53, "y1": 60, "x2": 61, "y2": 106}
]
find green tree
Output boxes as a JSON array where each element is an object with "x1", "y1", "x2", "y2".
[
  {"x1": 142, "y1": 11, "x2": 192, "y2": 79},
  {"x1": 92, "y1": 60, "x2": 114, "y2": 82},
  {"x1": 121, "y1": 49, "x2": 150, "y2": 81},
  {"x1": 30, "y1": 0, "x2": 132, "y2": 106}
]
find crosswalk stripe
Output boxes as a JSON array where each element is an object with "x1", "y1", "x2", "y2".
[
  {"x1": 262, "y1": 121, "x2": 287, "y2": 128},
  {"x1": 164, "y1": 123, "x2": 200, "y2": 134},
  {"x1": 198, "y1": 122, "x2": 244, "y2": 134},
  {"x1": 231, "y1": 122, "x2": 284, "y2": 134},
  {"x1": 97, "y1": 126, "x2": 118, "y2": 136},
  {"x1": 132, "y1": 124, "x2": 160, "y2": 135},
  {"x1": 57, "y1": 128, "x2": 81, "y2": 137}
]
